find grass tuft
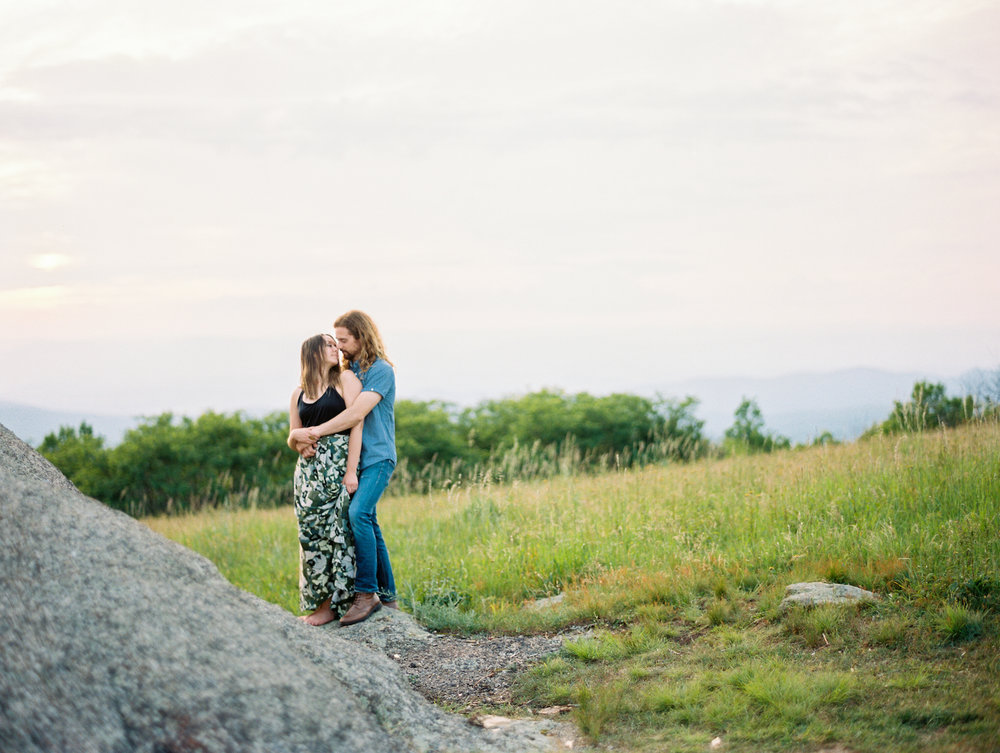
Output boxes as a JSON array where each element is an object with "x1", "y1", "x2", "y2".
[
  {"x1": 783, "y1": 604, "x2": 849, "y2": 648},
  {"x1": 935, "y1": 604, "x2": 986, "y2": 643},
  {"x1": 867, "y1": 615, "x2": 912, "y2": 649},
  {"x1": 706, "y1": 599, "x2": 737, "y2": 626},
  {"x1": 575, "y1": 682, "x2": 630, "y2": 739}
]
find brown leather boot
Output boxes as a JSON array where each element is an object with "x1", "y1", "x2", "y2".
[
  {"x1": 382, "y1": 600, "x2": 399, "y2": 610},
  {"x1": 339, "y1": 593, "x2": 382, "y2": 626}
]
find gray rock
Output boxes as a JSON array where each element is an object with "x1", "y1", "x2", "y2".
[
  {"x1": 337, "y1": 607, "x2": 438, "y2": 655},
  {"x1": 0, "y1": 422, "x2": 76, "y2": 491},
  {"x1": 0, "y1": 423, "x2": 563, "y2": 753},
  {"x1": 526, "y1": 593, "x2": 565, "y2": 611},
  {"x1": 779, "y1": 581, "x2": 880, "y2": 611}
]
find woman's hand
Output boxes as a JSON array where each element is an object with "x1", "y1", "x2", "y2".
[{"x1": 343, "y1": 470, "x2": 359, "y2": 495}]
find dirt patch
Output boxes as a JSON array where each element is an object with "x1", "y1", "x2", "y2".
[
  {"x1": 394, "y1": 633, "x2": 565, "y2": 709},
  {"x1": 335, "y1": 609, "x2": 572, "y2": 709}
]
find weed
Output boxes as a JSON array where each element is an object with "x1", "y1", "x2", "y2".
[
  {"x1": 564, "y1": 627, "x2": 651, "y2": 662},
  {"x1": 783, "y1": 604, "x2": 848, "y2": 648},
  {"x1": 887, "y1": 670, "x2": 931, "y2": 690},
  {"x1": 575, "y1": 682, "x2": 628, "y2": 739},
  {"x1": 935, "y1": 604, "x2": 986, "y2": 643},
  {"x1": 564, "y1": 635, "x2": 613, "y2": 662},
  {"x1": 713, "y1": 577, "x2": 730, "y2": 599},
  {"x1": 867, "y1": 615, "x2": 911, "y2": 649},
  {"x1": 706, "y1": 599, "x2": 737, "y2": 626},
  {"x1": 634, "y1": 603, "x2": 675, "y2": 623},
  {"x1": 897, "y1": 707, "x2": 982, "y2": 728},
  {"x1": 643, "y1": 680, "x2": 707, "y2": 713},
  {"x1": 949, "y1": 577, "x2": 1000, "y2": 613},
  {"x1": 737, "y1": 664, "x2": 859, "y2": 723}
]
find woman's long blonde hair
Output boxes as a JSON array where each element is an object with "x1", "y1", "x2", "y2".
[{"x1": 299, "y1": 334, "x2": 342, "y2": 400}]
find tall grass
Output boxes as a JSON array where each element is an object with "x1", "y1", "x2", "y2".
[
  {"x1": 377, "y1": 422, "x2": 1000, "y2": 628},
  {"x1": 146, "y1": 421, "x2": 1000, "y2": 628},
  {"x1": 388, "y1": 431, "x2": 705, "y2": 495}
]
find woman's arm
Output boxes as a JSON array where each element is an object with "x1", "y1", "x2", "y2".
[
  {"x1": 288, "y1": 387, "x2": 316, "y2": 457},
  {"x1": 287, "y1": 387, "x2": 304, "y2": 451},
  {"x1": 341, "y1": 371, "x2": 363, "y2": 494}
]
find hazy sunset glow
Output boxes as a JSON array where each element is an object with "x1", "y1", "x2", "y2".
[{"x1": 2, "y1": 1, "x2": 998, "y2": 416}]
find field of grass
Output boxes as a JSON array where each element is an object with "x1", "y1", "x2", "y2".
[{"x1": 144, "y1": 422, "x2": 1000, "y2": 752}]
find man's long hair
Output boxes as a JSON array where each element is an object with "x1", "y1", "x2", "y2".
[
  {"x1": 300, "y1": 334, "x2": 342, "y2": 400},
  {"x1": 334, "y1": 310, "x2": 392, "y2": 372}
]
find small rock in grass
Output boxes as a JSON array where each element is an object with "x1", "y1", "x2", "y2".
[
  {"x1": 538, "y1": 705, "x2": 574, "y2": 716},
  {"x1": 780, "y1": 581, "x2": 880, "y2": 611},
  {"x1": 527, "y1": 593, "x2": 565, "y2": 610},
  {"x1": 473, "y1": 715, "x2": 517, "y2": 729}
]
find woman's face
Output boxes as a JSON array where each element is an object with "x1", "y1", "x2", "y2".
[{"x1": 321, "y1": 335, "x2": 339, "y2": 366}]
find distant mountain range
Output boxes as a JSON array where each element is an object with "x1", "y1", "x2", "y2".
[
  {"x1": 1, "y1": 367, "x2": 990, "y2": 448},
  {"x1": 656, "y1": 368, "x2": 926, "y2": 442},
  {"x1": 658, "y1": 367, "x2": 997, "y2": 441},
  {"x1": 0, "y1": 401, "x2": 141, "y2": 448}
]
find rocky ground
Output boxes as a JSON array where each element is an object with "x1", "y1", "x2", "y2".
[
  {"x1": 396, "y1": 632, "x2": 566, "y2": 710},
  {"x1": 336, "y1": 608, "x2": 570, "y2": 710},
  {"x1": 334, "y1": 607, "x2": 588, "y2": 748}
]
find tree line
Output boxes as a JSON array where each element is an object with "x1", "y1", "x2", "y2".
[{"x1": 38, "y1": 379, "x2": 998, "y2": 518}]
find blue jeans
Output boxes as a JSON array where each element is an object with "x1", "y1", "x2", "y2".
[{"x1": 348, "y1": 459, "x2": 396, "y2": 599}]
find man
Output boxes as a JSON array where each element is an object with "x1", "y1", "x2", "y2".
[{"x1": 289, "y1": 310, "x2": 397, "y2": 625}]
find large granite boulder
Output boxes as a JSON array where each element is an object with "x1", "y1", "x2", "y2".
[{"x1": 0, "y1": 424, "x2": 561, "y2": 752}]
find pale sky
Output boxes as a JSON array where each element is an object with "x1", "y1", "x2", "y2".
[{"x1": 2, "y1": 0, "x2": 999, "y2": 416}]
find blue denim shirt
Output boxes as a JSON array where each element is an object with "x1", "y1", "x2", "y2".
[{"x1": 351, "y1": 358, "x2": 397, "y2": 470}]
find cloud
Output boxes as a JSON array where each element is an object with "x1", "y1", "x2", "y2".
[
  {"x1": 0, "y1": 148, "x2": 73, "y2": 201},
  {"x1": 2, "y1": 1, "x2": 994, "y2": 152},
  {"x1": 27, "y1": 253, "x2": 72, "y2": 271},
  {"x1": 0, "y1": 285, "x2": 69, "y2": 309},
  {"x1": 0, "y1": 0, "x2": 998, "y2": 413}
]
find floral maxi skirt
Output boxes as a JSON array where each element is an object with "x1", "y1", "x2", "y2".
[{"x1": 293, "y1": 434, "x2": 356, "y2": 614}]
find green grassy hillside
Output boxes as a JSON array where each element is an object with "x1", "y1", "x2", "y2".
[{"x1": 145, "y1": 422, "x2": 1000, "y2": 752}]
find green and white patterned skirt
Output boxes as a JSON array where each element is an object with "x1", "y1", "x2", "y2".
[{"x1": 293, "y1": 434, "x2": 356, "y2": 614}]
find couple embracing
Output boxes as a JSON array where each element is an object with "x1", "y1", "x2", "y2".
[{"x1": 287, "y1": 310, "x2": 396, "y2": 627}]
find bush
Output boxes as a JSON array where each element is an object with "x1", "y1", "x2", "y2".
[
  {"x1": 40, "y1": 412, "x2": 291, "y2": 516},
  {"x1": 866, "y1": 381, "x2": 979, "y2": 436},
  {"x1": 38, "y1": 390, "x2": 709, "y2": 515},
  {"x1": 723, "y1": 398, "x2": 790, "y2": 455}
]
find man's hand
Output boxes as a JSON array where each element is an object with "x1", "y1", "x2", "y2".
[
  {"x1": 288, "y1": 427, "x2": 318, "y2": 458},
  {"x1": 289, "y1": 427, "x2": 318, "y2": 445},
  {"x1": 344, "y1": 470, "x2": 359, "y2": 494}
]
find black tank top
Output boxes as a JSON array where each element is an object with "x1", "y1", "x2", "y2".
[{"x1": 298, "y1": 387, "x2": 350, "y2": 435}]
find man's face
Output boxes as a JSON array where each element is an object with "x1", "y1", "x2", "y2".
[{"x1": 334, "y1": 327, "x2": 360, "y2": 360}]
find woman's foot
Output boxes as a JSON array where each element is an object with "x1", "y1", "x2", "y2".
[{"x1": 299, "y1": 598, "x2": 337, "y2": 626}]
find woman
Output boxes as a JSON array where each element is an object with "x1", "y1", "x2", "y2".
[{"x1": 287, "y1": 334, "x2": 362, "y2": 626}]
